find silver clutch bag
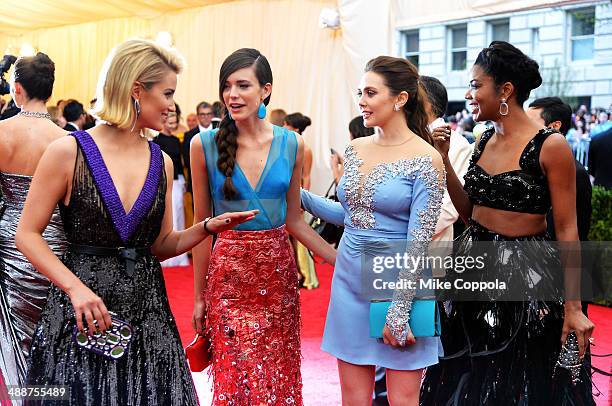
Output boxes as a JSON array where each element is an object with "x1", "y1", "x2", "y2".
[{"x1": 554, "y1": 331, "x2": 582, "y2": 384}]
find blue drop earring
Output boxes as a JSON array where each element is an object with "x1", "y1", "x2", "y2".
[{"x1": 257, "y1": 102, "x2": 267, "y2": 119}]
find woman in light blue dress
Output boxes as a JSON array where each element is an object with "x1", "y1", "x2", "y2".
[{"x1": 302, "y1": 56, "x2": 445, "y2": 404}]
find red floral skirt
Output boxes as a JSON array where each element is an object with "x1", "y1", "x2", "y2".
[{"x1": 205, "y1": 225, "x2": 302, "y2": 405}]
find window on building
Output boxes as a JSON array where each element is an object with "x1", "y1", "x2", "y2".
[
  {"x1": 531, "y1": 28, "x2": 541, "y2": 62},
  {"x1": 449, "y1": 26, "x2": 467, "y2": 71},
  {"x1": 569, "y1": 8, "x2": 595, "y2": 61},
  {"x1": 403, "y1": 30, "x2": 419, "y2": 67},
  {"x1": 489, "y1": 19, "x2": 510, "y2": 43}
]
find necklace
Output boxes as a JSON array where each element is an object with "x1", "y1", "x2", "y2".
[
  {"x1": 371, "y1": 135, "x2": 412, "y2": 147},
  {"x1": 18, "y1": 110, "x2": 51, "y2": 119}
]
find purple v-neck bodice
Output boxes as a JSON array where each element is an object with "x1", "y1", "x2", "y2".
[{"x1": 60, "y1": 131, "x2": 166, "y2": 247}]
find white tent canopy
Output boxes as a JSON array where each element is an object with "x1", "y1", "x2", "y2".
[
  {"x1": 0, "y1": 0, "x2": 397, "y2": 193},
  {"x1": 0, "y1": 1, "x2": 236, "y2": 36}
]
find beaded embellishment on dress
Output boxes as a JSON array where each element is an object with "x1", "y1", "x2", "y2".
[{"x1": 342, "y1": 145, "x2": 444, "y2": 234}]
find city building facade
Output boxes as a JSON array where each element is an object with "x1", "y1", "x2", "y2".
[{"x1": 395, "y1": 0, "x2": 612, "y2": 113}]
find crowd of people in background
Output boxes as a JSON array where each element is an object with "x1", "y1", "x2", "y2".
[{"x1": 444, "y1": 103, "x2": 611, "y2": 143}]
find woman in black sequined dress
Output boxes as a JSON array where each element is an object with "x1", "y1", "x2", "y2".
[
  {"x1": 420, "y1": 41, "x2": 595, "y2": 405},
  {"x1": 15, "y1": 39, "x2": 256, "y2": 405}
]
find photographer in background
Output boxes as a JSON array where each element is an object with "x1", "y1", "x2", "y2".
[
  {"x1": 0, "y1": 99, "x2": 19, "y2": 120},
  {"x1": 0, "y1": 55, "x2": 18, "y2": 120}
]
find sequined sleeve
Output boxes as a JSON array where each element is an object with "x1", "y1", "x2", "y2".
[
  {"x1": 300, "y1": 189, "x2": 345, "y2": 227},
  {"x1": 385, "y1": 159, "x2": 445, "y2": 345}
]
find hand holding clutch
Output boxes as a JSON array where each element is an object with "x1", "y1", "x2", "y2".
[
  {"x1": 185, "y1": 333, "x2": 211, "y2": 372},
  {"x1": 554, "y1": 331, "x2": 582, "y2": 384}
]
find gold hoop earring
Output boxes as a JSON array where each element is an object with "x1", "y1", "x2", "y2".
[{"x1": 499, "y1": 99, "x2": 509, "y2": 116}]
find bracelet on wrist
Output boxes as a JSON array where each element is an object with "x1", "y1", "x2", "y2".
[{"x1": 203, "y1": 217, "x2": 215, "y2": 235}]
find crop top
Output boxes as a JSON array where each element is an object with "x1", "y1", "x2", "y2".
[{"x1": 463, "y1": 127, "x2": 556, "y2": 214}]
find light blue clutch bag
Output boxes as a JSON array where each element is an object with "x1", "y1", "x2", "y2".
[{"x1": 369, "y1": 300, "x2": 441, "y2": 338}]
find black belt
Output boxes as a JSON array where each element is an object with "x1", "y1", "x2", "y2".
[{"x1": 68, "y1": 243, "x2": 151, "y2": 277}]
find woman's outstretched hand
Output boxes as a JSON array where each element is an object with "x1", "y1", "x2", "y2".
[{"x1": 205, "y1": 210, "x2": 259, "y2": 234}]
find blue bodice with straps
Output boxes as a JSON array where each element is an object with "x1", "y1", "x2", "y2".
[{"x1": 200, "y1": 125, "x2": 298, "y2": 231}]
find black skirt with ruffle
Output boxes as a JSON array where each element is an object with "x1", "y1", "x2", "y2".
[{"x1": 420, "y1": 220, "x2": 595, "y2": 406}]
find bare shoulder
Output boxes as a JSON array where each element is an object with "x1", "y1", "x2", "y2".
[
  {"x1": 47, "y1": 122, "x2": 69, "y2": 141},
  {"x1": 411, "y1": 136, "x2": 443, "y2": 169},
  {"x1": 190, "y1": 129, "x2": 218, "y2": 151},
  {"x1": 294, "y1": 131, "x2": 304, "y2": 148},
  {"x1": 48, "y1": 134, "x2": 77, "y2": 154},
  {"x1": 42, "y1": 135, "x2": 78, "y2": 170},
  {"x1": 189, "y1": 132, "x2": 207, "y2": 166},
  {"x1": 190, "y1": 132, "x2": 203, "y2": 149},
  {"x1": 0, "y1": 116, "x2": 17, "y2": 139},
  {"x1": 541, "y1": 130, "x2": 571, "y2": 153},
  {"x1": 161, "y1": 150, "x2": 174, "y2": 172},
  {"x1": 349, "y1": 135, "x2": 370, "y2": 148},
  {"x1": 540, "y1": 130, "x2": 574, "y2": 169}
]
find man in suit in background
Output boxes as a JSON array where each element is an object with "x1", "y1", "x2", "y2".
[
  {"x1": 588, "y1": 127, "x2": 612, "y2": 189},
  {"x1": 62, "y1": 100, "x2": 87, "y2": 132},
  {"x1": 182, "y1": 101, "x2": 213, "y2": 225},
  {"x1": 183, "y1": 101, "x2": 213, "y2": 191}
]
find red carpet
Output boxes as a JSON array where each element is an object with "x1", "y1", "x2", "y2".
[{"x1": 163, "y1": 263, "x2": 611, "y2": 405}]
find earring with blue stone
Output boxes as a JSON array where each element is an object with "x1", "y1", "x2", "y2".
[{"x1": 257, "y1": 102, "x2": 267, "y2": 119}]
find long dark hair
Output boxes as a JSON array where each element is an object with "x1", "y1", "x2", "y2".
[
  {"x1": 215, "y1": 48, "x2": 273, "y2": 199},
  {"x1": 364, "y1": 56, "x2": 433, "y2": 145}
]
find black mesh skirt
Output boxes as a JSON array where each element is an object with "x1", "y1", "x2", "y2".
[{"x1": 420, "y1": 220, "x2": 595, "y2": 406}]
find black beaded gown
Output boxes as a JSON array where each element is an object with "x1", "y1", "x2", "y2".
[{"x1": 26, "y1": 131, "x2": 197, "y2": 405}]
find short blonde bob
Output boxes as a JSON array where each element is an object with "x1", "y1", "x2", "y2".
[{"x1": 92, "y1": 39, "x2": 184, "y2": 129}]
